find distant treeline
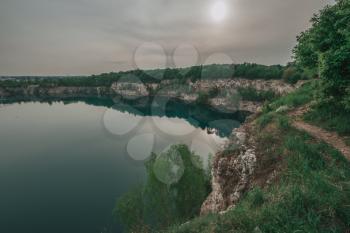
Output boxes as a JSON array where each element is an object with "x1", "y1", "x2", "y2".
[{"x1": 0, "y1": 63, "x2": 308, "y2": 88}]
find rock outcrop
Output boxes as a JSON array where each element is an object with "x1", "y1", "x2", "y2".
[
  {"x1": 201, "y1": 122, "x2": 257, "y2": 215},
  {"x1": 0, "y1": 78, "x2": 302, "y2": 113},
  {"x1": 192, "y1": 79, "x2": 298, "y2": 95}
]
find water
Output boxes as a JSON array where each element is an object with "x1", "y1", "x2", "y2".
[{"x1": 0, "y1": 97, "x2": 246, "y2": 233}]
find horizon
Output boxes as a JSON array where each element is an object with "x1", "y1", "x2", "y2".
[{"x1": 0, "y1": 62, "x2": 282, "y2": 78}]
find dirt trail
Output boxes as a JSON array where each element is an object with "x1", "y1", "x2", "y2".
[{"x1": 289, "y1": 106, "x2": 350, "y2": 161}]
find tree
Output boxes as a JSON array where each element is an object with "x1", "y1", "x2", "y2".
[{"x1": 293, "y1": 0, "x2": 350, "y2": 109}]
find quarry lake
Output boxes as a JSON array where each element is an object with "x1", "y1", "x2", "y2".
[{"x1": 0, "y1": 97, "x2": 247, "y2": 233}]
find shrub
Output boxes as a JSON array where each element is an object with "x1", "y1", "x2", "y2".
[
  {"x1": 238, "y1": 86, "x2": 277, "y2": 102},
  {"x1": 256, "y1": 113, "x2": 274, "y2": 129},
  {"x1": 294, "y1": 0, "x2": 350, "y2": 110},
  {"x1": 195, "y1": 91, "x2": 210, "y2": 105}
]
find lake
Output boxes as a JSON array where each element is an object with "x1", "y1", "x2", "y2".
[{"x1": 0, "y1": 97, "x2": 246, "y2": 233}]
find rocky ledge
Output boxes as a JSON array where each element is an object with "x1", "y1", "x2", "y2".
[{"x1": 201, "y1": 121, "x2": 257, "y2": 215}]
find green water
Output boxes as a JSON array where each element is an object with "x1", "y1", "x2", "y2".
[{"x1": 0, "y1": 97, "x2": 246, "y2": 233}]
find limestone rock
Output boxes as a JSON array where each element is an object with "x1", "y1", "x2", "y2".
[{"x1": 200, "y1": 124, "x2": 257, "y2": 215}]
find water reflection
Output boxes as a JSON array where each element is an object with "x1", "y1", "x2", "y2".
[
  {"x1": 1, "y1": 96, "x2": 248, "y2": 138},
  {"x1": 0, "y1": 97, "x2": 248, "y2": 233}
]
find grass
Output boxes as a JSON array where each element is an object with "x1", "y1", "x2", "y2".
[
  {"x1": 167, "y1": 89, "x2": 350, "y2": 232},
  {"x1": 268, "y1": 81, "x2": 315, "y2": 110},
  {"x1": 237, "y1": 86, "x2": 278, "y2": 102},
  {"x1": 304, "y1": 104, "x2": 350, "y2": 136},
  {"x1": 165, "y1": 80, "x2": 350, "y2": 233},
  {"x1": 168, "y1": 124, "x2": 350, "y2": 233},
  {"x1": 256, "y1": 113, "x2": 290, "y2": 130}
]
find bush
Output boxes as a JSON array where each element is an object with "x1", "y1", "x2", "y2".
[
  {"x1": 195, "y1": 91, "x2": 210, "y2": 105},
  {"x1": 238, "y1": 86, "x2": 278, "y2": 102},
  {"x1": 282, "y1": 66, "x2": 309, "y2": 84},
  {"x1": 294, "y1": 0, "x2": 350, "y2": 110}
]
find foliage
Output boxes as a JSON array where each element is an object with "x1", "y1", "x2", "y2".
[
  {"x1": 195, "y1": 91, "x2": 211, "y2": 105},
  {"x1": 293, "y1": 0, "x2": 350, "y2": 109},
  {"x1": 114, "y1": 145, "x2": 210, "y2": 232},
  {"x1": 269, "y1": 81, "x2": 315, "y2": 110},
  {"x1": 0, "y1": 63, "x2": 292, "y2": 89},
  {"x1": 237, "y1": 86, "x2": 278, "y2": 102},
  {"x1": 195, "y1": 87, "x2": 220, "y2": 105},
  {"x1": 113, "y1": 186, "x2": 146, "y2": 233},
  {"x1": 233, "y1": 63, "x2": 284, "y2": 80},
  {"x1": 282, "y1": 63, "x2": 310, "y2": 84}
]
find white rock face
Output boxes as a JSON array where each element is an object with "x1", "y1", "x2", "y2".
[
  {"x1": 192, "y1": 78, "x2": 298, "y2": 95},
  {"x1": 200, "y1": 124, "x2": 257, "y2": 215},
  {"x1": 111, "y1": 82, "x2": 149, "y2": 97},
  {"x1": 276, "y1": 105, "x2": 290, "y2": 113}
]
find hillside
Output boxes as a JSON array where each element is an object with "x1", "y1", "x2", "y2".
[{"x1": 168, "y1": 80, "x2": 350, "y2": 233}]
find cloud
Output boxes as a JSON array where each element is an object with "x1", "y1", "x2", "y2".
[{"x1": 0, "y1": 0, "x2": 335, "y2": 75}]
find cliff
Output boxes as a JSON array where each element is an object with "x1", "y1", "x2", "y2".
[{"x1": 0, "y1": 78, "x2": 302, "y2": 113}]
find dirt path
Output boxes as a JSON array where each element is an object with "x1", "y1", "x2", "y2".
[{"x1": 289, "y1": 106, "x2": 350, "y2": 161}]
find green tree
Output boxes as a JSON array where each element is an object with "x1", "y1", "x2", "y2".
[{"x1": 293, "y1": 0, "x2": 350, "y2": 109}]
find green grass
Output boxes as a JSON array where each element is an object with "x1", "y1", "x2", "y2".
[
  {"x1": 256, "y1": 112, "x2": 290, "y2": 130},
  {"x1": 256, "y1": 112, "x2": 275, "y2": 129},
  {"x1": 115, "y1": 79, "x2": 350, "y2": 233},
  {"x1": 167, "y1": 80, "x2": 350, "y2": 233},
  {"x1": 304, "y1": 104, "x2": 350, "y2": 136},
  {"x1": 269, "y1": 81, "x2": 315, "y2": 110},
  {"x1": 237, "y1": 86, "x2": 278, "y2": 102},
  {"x1": 168, "y1": 129, "x2": 350, "y2": 233}
]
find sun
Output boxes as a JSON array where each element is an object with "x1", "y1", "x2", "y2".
[{"x1": 210, "y1": 1, "x2": 227, "y2": 22}]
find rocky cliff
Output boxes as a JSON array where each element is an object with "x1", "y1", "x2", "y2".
[
  {"x1": 200, "y1": 118, "x2": 257, "y2": 215},
  {"x1": 0, "y1": 78, "x2": 302, "y2": 113}
]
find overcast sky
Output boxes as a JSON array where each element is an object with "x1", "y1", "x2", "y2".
[{"x1": 0, "y1": 0, "x2": 335, "y2": 75}]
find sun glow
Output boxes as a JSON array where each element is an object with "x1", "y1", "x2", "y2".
[{"x1": 211, "y1": 1, "x2": 227, "y2": 22}]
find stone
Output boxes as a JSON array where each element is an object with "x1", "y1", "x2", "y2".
[
  {"x1": 276, "y1": 105, "x2": 290, "y2": 113},
  {"x1": 200, "y1": 124, "x2": 257, "y2": 215}
]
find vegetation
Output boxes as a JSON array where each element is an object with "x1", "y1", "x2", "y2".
[
  {"x1": 168, "y1": 96, "x2": 350, "y2": 233},
  {"x1": 282, "y1": 63, "x2": 310, "y2": 84},
  {"x1": 293, "y1": 0, "x2": 350, "y2": 110},
  {"x1": 0, "y1": 63, "x2": 309, "y2": 89},
  {"x1": 116, "y1": 1, "x2": 350, "y2": 232},
  {"x1": 304, "y1": 104, "x2": 350, "y2": 135},
  {"x1": 290, "y1": 0, "x2": 350, "y2": 137},
  {"x1": 2, "y1": 1, "x2": 350, "y2": 232},
  {"x1": 268, "y1": 81, "x2": 316, "y2": 110},
  {"x1": 114, "y1": 145, "x2": 210, "y2": 232},
  {"x1": 237, "y1": 86, "x2": 278, "y2": 102},
  {"x1": 233, "y1": 63, "x2": 284, "y2": 80},
  {"x1": 195, "y1": 87, "x2": 220, "y2": 104}
]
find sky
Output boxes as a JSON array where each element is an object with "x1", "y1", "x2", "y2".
[{"x1": 0, "y1": 0, "x2": 335, "y2": 76}]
